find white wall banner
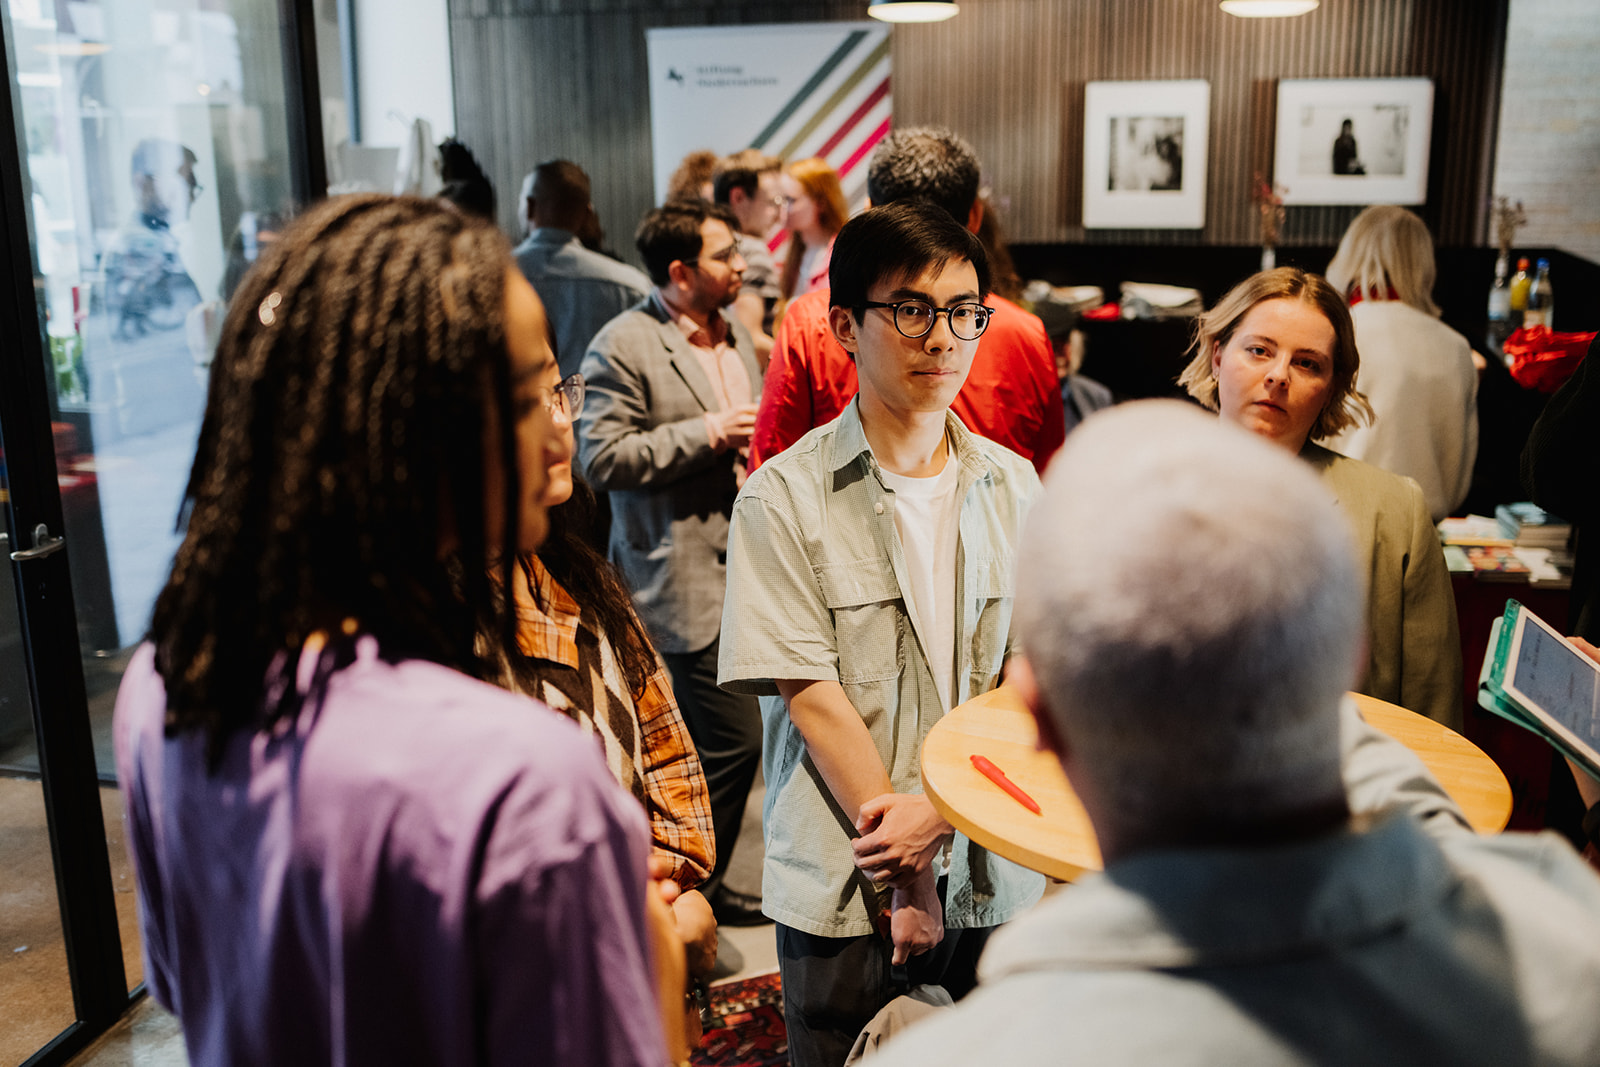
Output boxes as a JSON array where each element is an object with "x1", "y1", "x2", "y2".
[{"x1": 645, "y1": 22, "x2": 891, "y2": 212}]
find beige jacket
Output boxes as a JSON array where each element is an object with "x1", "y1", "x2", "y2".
[{"x1": 1304, "y1": 442, "x2": 1462, "y2": 729}]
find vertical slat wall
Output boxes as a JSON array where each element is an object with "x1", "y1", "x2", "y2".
[
  {"x1": 449, "y1": 0, "x2": 865, "y2": 249},
  {"x1": 448, "y1": 0, "x2": 1508, "y2": 250},
  {"x1": 891, "y1": 0, "x2": 1508, "y2": 246}
]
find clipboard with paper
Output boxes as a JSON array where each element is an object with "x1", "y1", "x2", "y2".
[{"x1": 1479, "y1": 599, "x2": 1600, "y2": 781}]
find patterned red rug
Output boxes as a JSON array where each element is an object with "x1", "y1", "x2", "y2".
[{"x1": 693, "y1": 971, "x2": 787, "y2": 1067}]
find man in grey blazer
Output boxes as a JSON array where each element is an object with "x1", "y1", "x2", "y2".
[{"x1": 579, "y1": 199, "x2": 766, "y2": 925}]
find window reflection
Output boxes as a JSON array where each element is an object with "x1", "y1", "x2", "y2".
[
  {"x1": 2, "y1": 0, "x2": 310, "y2": 1031},
  {"x1": 8, "y1": 0, "x2": 298, "y2": 733}
]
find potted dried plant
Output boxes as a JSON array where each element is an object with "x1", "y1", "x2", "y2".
[{"x1": 1254, "y1": 175, "x2": 1286, "y2": 271}]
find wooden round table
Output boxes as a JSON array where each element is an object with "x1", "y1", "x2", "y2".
[{"x1": 920, "y1": 687, "x2": 1514, "y2": 882}]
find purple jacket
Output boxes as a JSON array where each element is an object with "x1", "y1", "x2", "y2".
[{"x1": 115, "y1": 638, "x2": 665, "y2": 1066}]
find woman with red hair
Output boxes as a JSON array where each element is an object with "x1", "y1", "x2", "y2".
[{"x1": 778, "y1": 157, "x2": 849, "y2": 308}]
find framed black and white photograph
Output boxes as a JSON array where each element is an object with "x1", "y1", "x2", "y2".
[
  {"x1": 1273, "y1": 78, "x2": 1433, "y2": 205},
  {"x1": 1083, "y1": 80, "x2": 1210, "y2": 229}
]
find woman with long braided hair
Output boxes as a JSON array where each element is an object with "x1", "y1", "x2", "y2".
[{"x1": 114, "y1": 194, "x2": 682, "y2": 1066}]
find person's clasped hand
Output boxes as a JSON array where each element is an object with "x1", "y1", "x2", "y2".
[
  {"x1": 705, "y1": 403, "x2": 759, "y2": 452},
  {"x1": 889, "y1": 871, "x2": 944, "y2": 965},
  {"x1": 644, "y1": 856, "x2": 690, "y2": 1062},
  {"x1": 853, "y1": 792, "x2": 953, "y2": 889}
]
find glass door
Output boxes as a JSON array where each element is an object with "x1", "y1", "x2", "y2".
[
  {"x1": 9, "y1": 0, "x2": 307, "y2": 743},
  {"x1": 0, "y1": 1, "x2": 323, "y2": 1062},
  {"x1": 0, "y1": 544, "x2": 78, "y2": 1067}
]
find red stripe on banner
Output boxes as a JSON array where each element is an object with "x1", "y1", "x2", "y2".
[
  {"x1": 814, "y1": 78, "x2": 891, "y2": 160},
  {"x1": 838, "y1": 117, "x2": 891, "y2": 179}
]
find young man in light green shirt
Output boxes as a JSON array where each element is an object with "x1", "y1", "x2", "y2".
[{"x1": 719, "y1": 201, "x2": 1044, "y2": 1066}]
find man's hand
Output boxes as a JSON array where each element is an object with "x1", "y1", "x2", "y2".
[
  {"x1": 853, "y1": 792, "x2": 953, "y2": 888},
  {"x1": 889, "y1": 870, "x2": 944, "y2": 965},
  {"x1": 705, "y1": 403, "x2": 759, "y2": 453}
]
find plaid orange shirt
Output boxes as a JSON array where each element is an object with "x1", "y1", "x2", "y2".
[{"x1": 508, "y1": 556, "x2": 715, "y2": 890}]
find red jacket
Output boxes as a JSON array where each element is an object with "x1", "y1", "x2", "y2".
[{"x1": 749, "y1": 288, "x2": 1065, "y2": 474}]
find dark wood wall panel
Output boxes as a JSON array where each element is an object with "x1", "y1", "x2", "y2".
[
  {"x1": 450, "y1": 0, "x2": 864, "y2": 249},
  {"x1": 891, "y1": 0, "x2": 1506, "y2": 246},
  {"x1": 1406, "y1": 0, "x2": 1507, "y2": 248},
  {"x1": 448, "y1": 0, "x2": 1508, "y2": 252}
]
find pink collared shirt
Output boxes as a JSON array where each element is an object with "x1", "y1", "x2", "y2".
[{"x1": 657, "y1": 290, "x2": 754, "y2": 413}]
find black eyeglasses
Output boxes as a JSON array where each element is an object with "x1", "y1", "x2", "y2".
[
  {"x1": 541, "y1": 372, "x2": 585, "y2": 418},
  {"x1": 697, "y1": 243, "x2": 745, "y2": 267},
  {"x1": 859, "y1": 300, "x2": 993, "y2": 341}
]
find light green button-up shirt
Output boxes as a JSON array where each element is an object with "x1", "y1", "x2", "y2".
[{"x1": 719, "y1": 398, "x2": 1046, "y2": 937}]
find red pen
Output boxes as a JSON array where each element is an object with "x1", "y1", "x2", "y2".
[{"x1": 970, "y1": 754, "x2": 1041, "y2": 815}]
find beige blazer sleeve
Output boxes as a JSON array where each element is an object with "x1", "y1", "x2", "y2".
[{"x1": 1306, "y1": 443, "x2": 1464, "y2": 730}]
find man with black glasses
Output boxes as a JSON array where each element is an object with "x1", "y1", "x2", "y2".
[
  {"x1": 580, "y1": 199, "x2": 766, "y2": 928},
  {"x1": 749, "y1": 127, "x2": 1064, "y2": 476},
  {"x1": 720, "y1": 201, "x2": 1045, "y2": 1067}
]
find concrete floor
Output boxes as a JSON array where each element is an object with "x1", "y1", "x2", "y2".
[
  {"x1": 0, "y1": 778, "x2": 142, "y2": 1067},
  {"x1": 65, "y1": 999, "x2": 185, "y2": 1067}
]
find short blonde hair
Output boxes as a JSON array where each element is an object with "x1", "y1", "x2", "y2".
[
  {"x1": 1324, "y1": 205, "x2": 1441, "y2": 317},
  {"x1": 1177, "y1": 267, "x2": 1373, "y2": 442}
]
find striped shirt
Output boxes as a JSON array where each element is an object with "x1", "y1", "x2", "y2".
[{"x1": 720, "y1": 398, "x2": 1046, "y2": 937}]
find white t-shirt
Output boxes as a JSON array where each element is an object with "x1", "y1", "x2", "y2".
[{"x1": 878, "y1": 450, "x2": 962, "y2": 710}]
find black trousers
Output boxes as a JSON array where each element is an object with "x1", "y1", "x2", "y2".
[
  {"x1": 776, "y1": 904, "x2": 992, "y2": 1067},
  {"x1": 661, "y1": 636, "x2": 762, "y2": 902}
]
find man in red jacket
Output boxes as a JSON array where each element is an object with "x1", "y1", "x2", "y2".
[{"x1": 749, "y1": 127, "x2": 1064, "y2": 474}]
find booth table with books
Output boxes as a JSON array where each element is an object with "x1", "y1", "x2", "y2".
[{"x1": 1441, "y1": 504, "x2": 1574, "y2": 829}]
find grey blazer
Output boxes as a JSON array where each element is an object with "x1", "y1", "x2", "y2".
[{"x1": 578, "y1": 295, "x2": 763, "y2": 655}]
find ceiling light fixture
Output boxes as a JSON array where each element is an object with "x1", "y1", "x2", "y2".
[
  {"x1": 868, "y1": 1, "x2": 960, "y2": 23},
  {"x1": 1219, "y1": 1, "x2": 1320, "y2": 16}
]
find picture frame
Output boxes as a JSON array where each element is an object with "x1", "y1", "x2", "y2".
[
  {"x1": 1082, "y1": 80, "x2": 1210, "y2": 229},
  {"x1": 1273, "y1": 78, "x2": 1433, "y2": 205}
]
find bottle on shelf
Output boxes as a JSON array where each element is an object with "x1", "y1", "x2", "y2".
[
  {"x1": 1487, "y1": 254, "x2": 1512, "y2": 350},
  {"x1": 1509, "y1": 256, "x2": 1532, "y2": 327},
  {"x1": 1524, "y1": 258, "x2": 1554, "y2": 330}
]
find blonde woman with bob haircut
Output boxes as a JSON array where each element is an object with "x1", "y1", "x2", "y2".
[
  {"x1": 1178, "y1": 266, "x2": 1462, "y2": 729},
  {"x1": 1321, "y1": 205, "x2": 1479, "y2": 523}
]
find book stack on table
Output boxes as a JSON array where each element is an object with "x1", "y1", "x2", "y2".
[
  {"x1": 1439, "y1": 508, "x2": 1573, "y2": 588},
  {"x1": 1496, "y1": 503, "x2": 1572, "y2": 550}
]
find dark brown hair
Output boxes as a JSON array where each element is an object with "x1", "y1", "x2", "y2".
[
  {"x1": 712, "y1": 148, "x2": 782, "y2": 205},
  {"x1": 636, "y1": 199, "x2": 741, "y2": 287},
  {"x1": 828, "y1": 200, "x2": 990, "y2": 314},
  {"x1": 508, "y1": 476, "x2": 658, "y2": 698}
]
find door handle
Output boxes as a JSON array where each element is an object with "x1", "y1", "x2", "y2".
[{"x1": 10, "y1": 523, "x2": 65, "y2": 561}]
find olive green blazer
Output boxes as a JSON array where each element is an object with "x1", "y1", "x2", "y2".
[{"x1": 1303, "y1": 442, "x2": 1463, "y2": 730}]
